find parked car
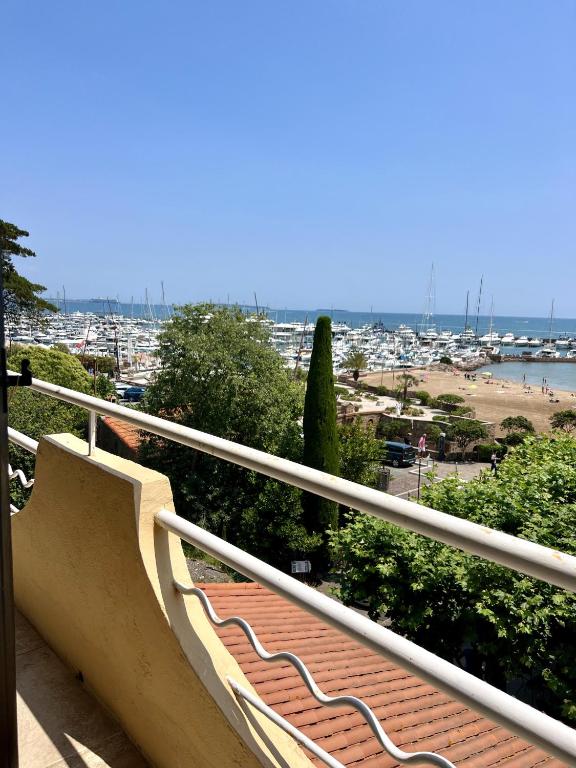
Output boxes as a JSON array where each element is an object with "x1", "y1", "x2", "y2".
[
  {"x1": 384, "y1": 441, "x2": 416, "y2": 468},
  {"x1": 123, "y1": 386, "x2": 146, "y2": 402}
]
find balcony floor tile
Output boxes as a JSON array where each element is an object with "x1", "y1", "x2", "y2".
[{"x1": 15, "y1": 611, "x2": 148, "y2": 768}]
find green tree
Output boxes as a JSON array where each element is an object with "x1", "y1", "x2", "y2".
[
  {"x1": 338, "y1": 418, "x2": 382, "y2": 487},
  {"x1": 395, "y1": 373, "x2": 418, "y2": 402},
  {"x1": 330, "y1": 435, "x2": 576, "y2": 722},
  {"x1": 140, "y1": 304, "x2": 304, "y2": 544},
  {"x1": 377, "y1": 417, "x2": 412, "y2": 442},
  {"x1": 302, "y1": 316, "x2": 339, "y2": 544},
  {"x1": 1, "y1": 219, "x2": 57, "y2": 322},
  {"x1": 448, "y1": 419, "x2": 488, "y2": 459},
  {"x1": 8, "y1": 345, "x2": 92, "y2": 392},
  {"x1": 95, "y1": 374, "x2": 116, "y2": 400},
  {"x1": 550, "y1": 409, "x2": 576, "y2": 433},
  {"x1": 7, "y1": 346, "x2": 92, "y2": 509},
  {"x1": 501, "y1": 415, "x2": 535, "y2": 434},
  {"x1": 342, "y1": 348, "x2": 368, "y2": 381}
]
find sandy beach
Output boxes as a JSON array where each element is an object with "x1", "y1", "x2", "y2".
[{"x1": 363, "y1": 368, "x2": 576, "y2": 435}]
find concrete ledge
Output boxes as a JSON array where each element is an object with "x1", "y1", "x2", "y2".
[{"x1": 12, "y1": 434, "x2": 312, "y2": 768}]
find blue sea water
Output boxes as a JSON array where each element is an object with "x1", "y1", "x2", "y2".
[
  {"x1": 476, "y1": 361, "x2": 576, "y2": 392},
  {"x1": 47, "y1": 298, "x2": 576, "y2": 339}
]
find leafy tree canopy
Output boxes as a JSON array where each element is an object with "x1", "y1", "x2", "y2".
[
  {"x1": 140, "y1": 304, "x2": 304, "y2": 543},
  {"x1": 447, "y1": 419, "x2": 488, "y2": 454},
  {"x1": 338, "y1": 418, "x2": 383, "y2": 488},
  {"x1": 550, "y1": 409, "x2": 576, "y2": 433},
  {"x1": 8, "y1": 345, "x2": 92, "y2": 393},
  {"x1": 501, "y1": 415, "x2": 535, "y2": 434},
  {"x1": 330, "y1": 434, "x2": 576, "y2": 722},
  {"x1": 7, "y1": 346, "x2": 92, "y2": 509},
  {"x1": 1, "y1": 219, "x2": 57, "y2": 321}
]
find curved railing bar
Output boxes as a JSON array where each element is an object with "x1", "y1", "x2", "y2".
[
  {"x1": 176, "y1": 579, "x2": 456, "y2": 768},
  {"x1": 8, "y1": 464, "x2": 34, "y2": 489},
  {"x1": 228, "y1": 676, "x2": 346, "y2": 768}
]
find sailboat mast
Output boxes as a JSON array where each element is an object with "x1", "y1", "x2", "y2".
[
  {"x1": 548, "y1": 299, "x2": 554, "y2": 344},
  {"x1": 474, "y1": 275, "x2": 483, "y2": 338},
  {"x1": 464, "y1": 290, "x2": 469, "y2": 332}
]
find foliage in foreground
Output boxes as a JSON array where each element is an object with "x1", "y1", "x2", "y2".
[
  {"x1": 7, "y1": 346, "x2": 92, "y2": 508},
  {"x1": 330, "y1": 435, "x2": 576, "y2": 722}
]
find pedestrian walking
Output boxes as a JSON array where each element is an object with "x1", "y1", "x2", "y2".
[
  {"x1": 490, "y1": 452, "x2": 498, "y2": 475},
  {"x1": 418, "y1": 433, "x2": 427, "y2": 457}
]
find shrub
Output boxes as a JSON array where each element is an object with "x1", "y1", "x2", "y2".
[
  {"x1": 375, "y1": 385, "x2": 389, "y2": 396},
  {"x1": 452, "y1": 405, "x2": 475, "y2": 417},
  {"x1": 474, "y1": 442, "x2": 507, "y2": 462},
  {"x1": 439, "y1": 356, "x2": 453, "y2": 365},
  {"x1": 436, "y1": 393, "x2": 465, "y2": 405},
  {"x1": 403, "y1": 406, "x2": 424, "y2": 416},
  {"x1": 412, "y1": 390, "x2": 431, "y2": 405},
  {"x1": 503, "y1": 432, "x2": 527, "y2": 447}
]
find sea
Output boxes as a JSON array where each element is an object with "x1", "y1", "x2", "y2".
[{"x1": 47, "y1": 299, "x2": 576, "y2": 392}]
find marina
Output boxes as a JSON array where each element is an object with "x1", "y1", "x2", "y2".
[{"x1": 6, "y1": 305, "x2": 576, "y2": 386}]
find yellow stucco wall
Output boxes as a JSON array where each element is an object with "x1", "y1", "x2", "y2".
[{"x1": 12, "y1": 434, "x2": 313, "y2": 768}]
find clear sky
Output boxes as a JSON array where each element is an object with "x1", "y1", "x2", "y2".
[{"x1": 2, "y1": 1, "x2": 575, "y2": 315}]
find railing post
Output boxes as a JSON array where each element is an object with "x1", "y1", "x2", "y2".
[
  {"x1": 88, "y1": 411, "x2": 96, "y2": 455},
  {"x1": 0, "y1": 261, "x2": 18, "y2": 768}
]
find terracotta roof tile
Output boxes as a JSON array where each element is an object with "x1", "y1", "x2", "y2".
[{"x1": 197, "y1": 582, "x2": 567, "y2": 768}]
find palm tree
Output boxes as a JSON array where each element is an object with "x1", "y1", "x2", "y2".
[
  {"x1": 343, "y1": 349, "x2": 368, "y2": 381},
  {"x1": 395, "y1": 373, "x2": 418, "y2": 402}
]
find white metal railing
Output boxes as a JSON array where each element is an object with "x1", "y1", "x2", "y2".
[
  {"x1": 7, "y1": 428, "x2": 38, "y2": 514},
  {"x1": 177, "y1": 577, "x2": 455, "y2": 768},
  {"x1": 7, "y1": 374, "x2": 576, "y2": 765},
  {"x1": 17, "y1": 375, "x2": 576, "y2": 592},
  {"x1": 155, "y1": 512, "x2": 576, "y2": 766}
]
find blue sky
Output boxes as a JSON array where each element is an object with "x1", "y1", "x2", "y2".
[{"x1": 2, "y1": 1, "x2": 575, "y2": 315}]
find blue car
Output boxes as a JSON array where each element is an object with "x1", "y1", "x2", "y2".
[{"x1": 123, "y1": 386, "x2": 146, "y2": 402}]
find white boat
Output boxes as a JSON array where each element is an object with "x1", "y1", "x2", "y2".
[
  {"x1": 515, "y1": 336, "x2": 529, "y2": 346},
  {"x1": 535, "y1": 346, "x2": 560, "y2": 358}
]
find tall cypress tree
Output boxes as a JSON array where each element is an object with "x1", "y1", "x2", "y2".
[{"x1": 302, "y1": 316, "x2": 339, "y2": 542}]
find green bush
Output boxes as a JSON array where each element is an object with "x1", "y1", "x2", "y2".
[
  {"x1": 334, "y1": 385, "x2": 351, "y2": 398},
  {"x1": 412, "y1": 390, "x2": 431, "y2": 405},
  {"x1": 439, "y1": 356, "x2": 453, "y2": 365},
  {"x1": 474, "y1": 442, "x2": 507, "y2": 462},
  {"x1": 375, "y1": 385, "x2": 388, "y2": 396},
  {"x1": 436, "y1": 393, "x2": 465, "y2": 405},
  {"x1": 503, "y1": 432, "x2": 526, "y2": 447},
  {"x1": 452, "y1": 405, "x2": 475, "y2": 417},
  {"x1": 403, "y1": 406, "x2": 424, "y2": 416}
]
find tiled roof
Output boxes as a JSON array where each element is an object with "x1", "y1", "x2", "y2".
[
  {"x1": 101, "y1": 416, "x2": 142, "y2": 451},
  {"x1": 198, "y1": 583, "x2": 565, "y2": 768}
]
